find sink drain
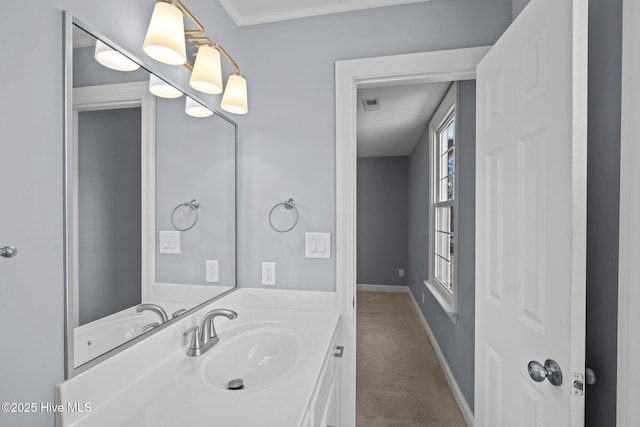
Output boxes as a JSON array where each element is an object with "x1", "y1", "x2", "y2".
[{"x1": 227, "y1": 378, "x2": 244, "y2": 390}]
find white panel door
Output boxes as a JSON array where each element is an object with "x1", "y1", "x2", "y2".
[{"x1": 475, "y1": 0, "x2": 588, "y2": 425}]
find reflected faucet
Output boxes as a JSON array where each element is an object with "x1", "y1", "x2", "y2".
[
  {"x1": 136, "y1": 303, "x2": 169, "y2": 324},
  {"x1": 183, "y1": 309, "x2": 238, "y2": 357}
]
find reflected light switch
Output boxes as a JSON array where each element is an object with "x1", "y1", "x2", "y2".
[
  {"x1": 159, "y1": 231, "x2": 181, "y2": 254},
  {"x1": 305, "y1": 232, "x2": 331, "y2": 259}
]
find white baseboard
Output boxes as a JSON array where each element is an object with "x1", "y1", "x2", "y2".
[
  {"x1": 407, "y1": 291, "x2": 474, "y2": 427},
  {"x1": 357, "y1": 284, "x2": 410, "y2": 293}
]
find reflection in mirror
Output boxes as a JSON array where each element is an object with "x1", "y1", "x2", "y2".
[{"x1": 66, "y1": 22, "x2": 236, "y2": 375}]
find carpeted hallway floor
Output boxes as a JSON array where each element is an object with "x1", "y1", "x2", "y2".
[{"x1": 356, "y1": 290, "x2": 466, "y2": 426}]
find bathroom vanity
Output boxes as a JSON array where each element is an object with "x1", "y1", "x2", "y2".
[
  {"x1": 59, "y1": 13, "x2": 344, "y2": 427},
  {"x1": 56, "y1": 288, "x2": 341, "y2": 427}
]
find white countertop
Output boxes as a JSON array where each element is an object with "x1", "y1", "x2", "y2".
[{"x1": 58, "y1": 289, "x2": 339, "y2": 427}]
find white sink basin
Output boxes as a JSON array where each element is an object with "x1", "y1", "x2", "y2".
[
  {"x1": 199, "y1": 322, "x2": 311, "y2": 392},
  {"x1": 74, "y1": 314, "x2": 156, "y2": 366}
]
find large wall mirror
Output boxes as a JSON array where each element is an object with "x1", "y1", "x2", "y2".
[{"x1": 64, "y1": 16, "x2": 237, "y2": 377}]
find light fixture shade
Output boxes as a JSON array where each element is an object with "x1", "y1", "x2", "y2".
[
  {"x1": 149, "y1": 74, "x2": 183, "y2": 98},
  {"x1": 185, "y1": 97, "x2": 213, "y2": 118},
  {"x1": 220, "y1": 74, "x2": 248, "y2": 115},
  {"x1": 94, "y1": 40, "x2": 140, "y2": 71},
  {"x1": 142, "y1": 1, "x2": 186, "y2": 65},
  {"x1": 189, "y1": 45, "x2": 223, "y2": 94}
]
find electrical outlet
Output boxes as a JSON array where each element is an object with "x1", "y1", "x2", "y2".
[
  {"x1": 398, "y1": 269, "x2": 405, "y2": 277},
  {"x1": 262, "y1": 262, "x2": 276, "y2": 286},
  {"x1": 206, "y1": 260, "x2": 219, "y2": 283}
]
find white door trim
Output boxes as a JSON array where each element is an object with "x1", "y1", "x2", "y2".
[
  {"x1": 67, "y1": 82, "x2": 156, "y2": 374},
  {"x1": 335, "y1": 46, "x2": 490, "y2": 426},
  {"x1": 617, "y1": 0, "x2": 640, "y2": 424}
]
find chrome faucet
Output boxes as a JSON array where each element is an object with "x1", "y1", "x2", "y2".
[
  {"x1": 136, "y1": 303, "x2": 169, "y2": 324},
  {"x1": 183, "y1": 309, "x2": 238, "y2": 357}
]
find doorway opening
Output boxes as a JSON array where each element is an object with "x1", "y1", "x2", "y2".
[{"x1": 336, "y1": 46, "x2": 489, "y2": 426}]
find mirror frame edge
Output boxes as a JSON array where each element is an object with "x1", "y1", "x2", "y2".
[{"x1": 62, "y1": 12, "x2": 239, "y2": 379}]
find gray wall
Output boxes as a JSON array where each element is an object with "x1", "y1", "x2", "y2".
[
  {"x1": 408, "y1": 80, "x2": 476, "y2": 409},
  {"x1": 236, "y1": 0, "x2": 512, "y2": 290},
  {"x1": 511, "y1": 0, "x2": 529, "y2": 19},
  {"x1": 357, "y1": 156, "x2": 408, "y2": 286},
  {"x1": 0, "y1": 1, "x2": 237, "y2": 426},
  {"x1": 155, "y1": 98, "x2": 236, "y2": 286},
  {"x1": 78, "y1": 108, "x2": 142, "y2": 325}
]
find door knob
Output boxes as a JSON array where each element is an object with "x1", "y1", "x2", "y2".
[
  {"x1": 528, "y1": 359, "x2": 563, "y2": 385},
  {"x1": 1, "y1": 246, "x2": 17, "y2": 258}
]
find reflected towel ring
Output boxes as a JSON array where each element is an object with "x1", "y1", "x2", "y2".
[
  {"x1": 171, "y1": 199, "x2": 200, "y2": 231},
  {"x1": 269, "y1": 198, "x2": 299, "y2": 233}
]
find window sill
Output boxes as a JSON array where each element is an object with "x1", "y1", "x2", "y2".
[{"x1": 423, "y1": 280, "x2": 458, "y2": 324}]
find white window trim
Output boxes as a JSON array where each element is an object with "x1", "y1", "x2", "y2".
[{"x1": 424, "y1": 82, "x2": 458, "y2": 323}]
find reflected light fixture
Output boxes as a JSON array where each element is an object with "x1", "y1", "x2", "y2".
[
  {"x1": 185, "y1": 97, "x2": 213, "y2": 118},
  {"x1": 142, "y1": 0, "x2": 248, "y2": 114},
  {"x1": 149, "y1": 74, "x2": 183, "y2": 98},
  {"x1": 94, "y1": 40, "x2": 140, "y2": 71}
]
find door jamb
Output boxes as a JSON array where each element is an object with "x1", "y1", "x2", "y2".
[
  {"x1": 335, "y1": 46, "x2": 490, "y2": 426},
  {"x1": 617, "y1": 0, "x2": 640, "y2": 424}
]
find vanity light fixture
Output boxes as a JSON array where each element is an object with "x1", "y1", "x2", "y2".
[
  {"x1": 185, "y1": 96, "x2": 213, "y2": 118},
  {"x1": 94, "y1": 40, "x2": 140, "y2": 71},
  {"x1": 149, "y1": 74, "x2": 183, "y2": 98},
  {"x1": 142, "y1": 0, "x2": 187, "y2": 65},
  {"x1": 190, "y1": 44, "x2": 223, "y2": 94},
  {"x1": 220, "y1": 73, "x2": 248, "y2": 115},
  {"x1": 142, "y1": 0, "x2": 249, "y2": 114}
]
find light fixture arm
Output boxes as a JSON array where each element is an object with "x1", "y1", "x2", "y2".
[
  {"x1": 172, "y1": 0, "x2": 204, "y2": 36},
  {"x1": 168, "y1": 0, "x2": 241, "y2": 75},
  {"x1": 213, "y1": 44, "x2": 240, "y2": 75}
]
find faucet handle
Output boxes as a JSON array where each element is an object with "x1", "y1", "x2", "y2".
[
  {"x1": 142, "y1": 322, "x2": 160, "y2": 332},
  {"x1": 183, "y1": 326, "x2": 202, "y2": 357},
  {"x1": 172, "y1": 308, "x2": 187, "y2": 319}
]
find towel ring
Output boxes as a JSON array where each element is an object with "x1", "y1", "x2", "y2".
[
  {"x1": 171, "y1": 199, "x2": 200, "y2": 231},
  {"x1": 269, "y1": 198, "x2": 299, "y2": 233}
]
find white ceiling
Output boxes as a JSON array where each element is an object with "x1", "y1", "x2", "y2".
[
  {"x1": 357, "y1": 82, "x2": 451, "y2": 158},
  {"x1": 219, "y1": 0, "x2": 431, "y2": 26}
]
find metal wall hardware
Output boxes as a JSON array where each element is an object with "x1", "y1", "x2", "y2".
[
  {"x1": 1, "y1": 245, "x2": 17, "y2": 258},
  {"x1": 334, "y1": 345, "x2": 345, "y2": 358},
  {"x1": 171, "y1": 199, "x2": 200, "y2": 231},
  {"x1": 528, "y1": 359, "x2": 563, "y2": 385},
  {"x1": 269, "y1": 197, "x2": 299, "y2": 233}
]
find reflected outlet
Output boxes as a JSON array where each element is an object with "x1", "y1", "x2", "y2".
[
  {"x1": 206, "y1": 260, "x2": 219, "y2": 283},
  {"x1": 262, "y1": 262, "x2": 276, "y2": 286}
]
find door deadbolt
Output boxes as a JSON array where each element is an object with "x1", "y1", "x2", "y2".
[{"x1": 528, "y1": 359, "x2": 563, "y2": 386}]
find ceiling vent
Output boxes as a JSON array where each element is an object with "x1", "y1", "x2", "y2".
[{"x1": 362, "y1": 98, "x2": 381, "y2": 111}]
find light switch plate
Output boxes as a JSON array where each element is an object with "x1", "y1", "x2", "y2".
[
  {"x1": 159, "y1": 231, "x2": 181, "y2": 254},
  {"x1": 305, "y1": 233, "x2": 331, "y2": 259},
  {"x1": 206, "y1": 260, "x2": 219, "y2": 283}
]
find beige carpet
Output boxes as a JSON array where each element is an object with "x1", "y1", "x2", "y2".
[{"x1": 356, "y1": 290, "x2": 466, "y2": 427}]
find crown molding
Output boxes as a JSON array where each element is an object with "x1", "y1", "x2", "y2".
[{"x1": 219, "y1": 0, "x2": 431, "y2": 26}]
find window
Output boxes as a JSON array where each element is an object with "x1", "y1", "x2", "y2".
[
  {"x1": 434, "y1": 118, "x2": 455, "y2": 294},
  {"x1": 424, "y1": 83, "x2": 457, "y2": 321}
]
